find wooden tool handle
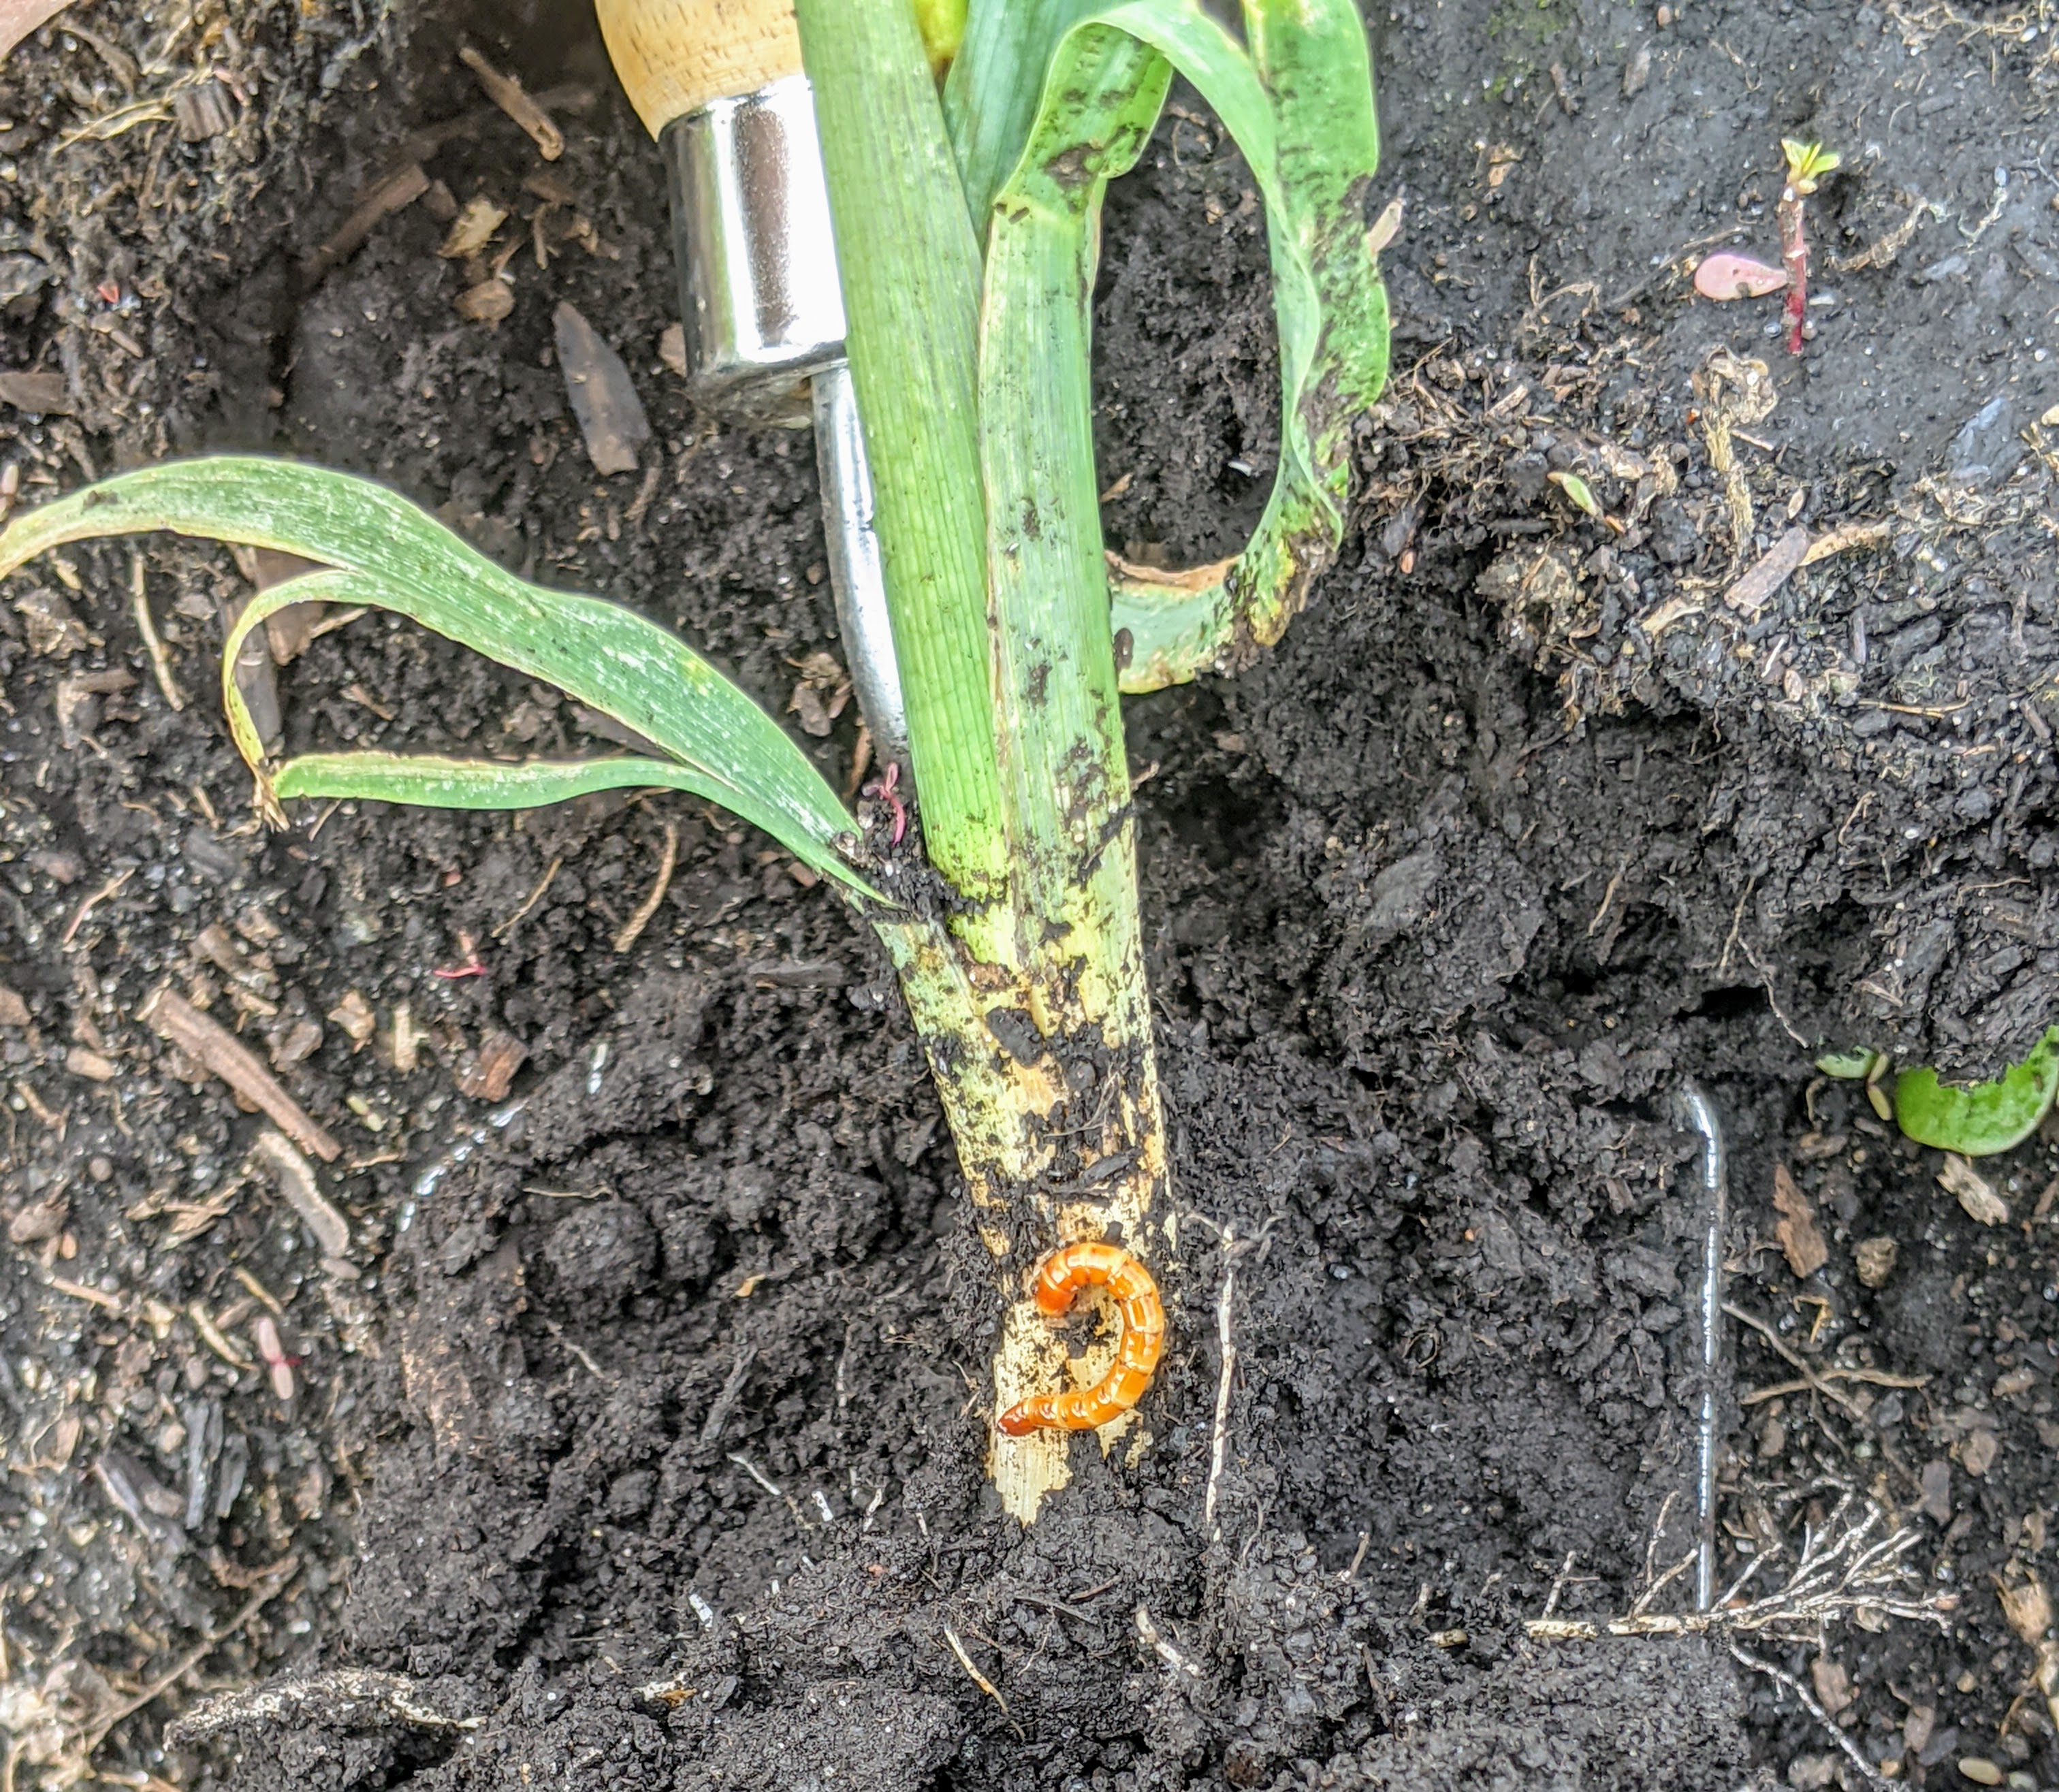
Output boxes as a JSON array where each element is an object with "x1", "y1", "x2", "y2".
[{"x1": 595, "y1": 0, "x2": 804, "y2": 137}]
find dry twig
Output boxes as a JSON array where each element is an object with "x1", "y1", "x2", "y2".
[
  {"x1": 1204, "y1": 1225, "x2": 1238, "y2": 1536},
  {"x1": 251, "y1": 1130, "x2": 349, "y2": 1258},
  {"x1": 1729, "y1": 1641, "x2": 1891, "y2": 1789},
  {"x1": 612, "y1": 820, "x2": 679, "y2": 952},
  {"x1": 171, "y1": 1669, "x2": 481, "y2": 1744},
  {"x1": 1135, "y1": 1604, "x2": 1204, "y2": 1678},
  {"x1": 77, "y1": 1557, "x2": 300, "y2": 1763},
  {"x1": 130, "y1": 554, "x2": 185, "y2": 711},
  {"x1": 300, "y1": 163, "x2": 430, "y2": 289},
  {"x1": 492, "y1": 855, "x2": 563, "y2": 939},
  {"x1": 140, "y1": 988, "x2": 341, "y2": 1162},
  {"x1": 458, "y1": 44, "x2": 564, "y2": 159},
  {"x1": 1723, "y1": 1300, "x2": 1863, "y2": 1416}
]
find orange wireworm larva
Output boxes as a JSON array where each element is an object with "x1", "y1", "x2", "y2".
[{"x1": 995, "y1": 1241, "x2": 1165, "y2": 1436}]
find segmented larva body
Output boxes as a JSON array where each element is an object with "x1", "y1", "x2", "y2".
[{"x1": 996, "y1": 1241, "x2": 1165, "y2": 1437}]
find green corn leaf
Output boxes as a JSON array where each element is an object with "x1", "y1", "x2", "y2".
[
  {"x1": 977, "y1": 18, "x2": 1167, "y2": 972},
  {"x1": 955, "y1": 0, "x2": 1390, "y2": 694},
  {"x1": 0, "y1": 461, "x2": 874, "y2": 895},
  {"x1": 795, "y1": 0, "x2": 1009, "y2": 912},
  {"x1": 943, "y1": 0, "x2": 1097, "y2": 224},
  {"x1": 276, "y1": 751, "x2": 735, "y2": 811},
  {"x1": 1894, "y1": 1025, "x2": 2059, "y2": 1157}
]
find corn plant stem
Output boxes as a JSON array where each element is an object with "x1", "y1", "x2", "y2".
[
  {"x1": 980, "y1": 26, "x2": 1164, "y2": 993},
  {"x1": 793, "y1": 0, "x2": 1008, "y2": 915}
]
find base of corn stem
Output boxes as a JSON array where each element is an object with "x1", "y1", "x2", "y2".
[{"x1": 874, "y1": 911, "x2": 1169, "y2": 1524}]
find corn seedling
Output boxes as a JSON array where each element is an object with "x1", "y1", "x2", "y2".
[{"x1": 0, "y1": 0, "x2": 1389, "y2": 1521}]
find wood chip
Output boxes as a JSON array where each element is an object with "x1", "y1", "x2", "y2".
[
  {"x1": 1800, "y1": 518, "x2": 1894, "y2": 564},
  {"x1": 300, "y1": 162, "x2": 430, "y2": 289},
  {"x1": 438, "y1": 195, "x2": 507, "y2": 260},
  {"x1": 1771, "y1": 1162, "x2": 1827, "y2": 1279},
  {"x1": 456, "y1": 1029, "x2": 528, "y2": 1102},
  {"x1": 140, "y1": 987, "x2": 341, "y2": 1163},
  {"x1": 239, "y1": 545, "x2": 328, "y2": 665},
  {"x1": 8, "y1": 1197, "x2": 66, "y2": 1243},
  {"x1": 173, "y1": 80, "x2": 236, "y2": 143},
  {"x1": 0, "y1": 370, "x2": 71, "y2": 414},
  {"x1": 268, "y1": 1014, "x2": 323, "y2": 1070},
  {"x1": 1960, "y1": 1427, "x2": 1998, "y2": 1477},
  {"x1": 1997, "y1": 1575, "x2": 2052, "y2": 1647},
  {"x1": 251, "y1": 1130, "x2": 349, "y2": 1258},
  {"x1": 458, "y1": 44, "x2": 564, "y2": 159},
  {"x1": 16, "y1": 586, "x2": 85, "y2": 655},
  {"x1": 1722, "y1": 524, "x2": 1810, "y2": 616},
  {"x1": 554, "y1": 302, "x2": 650, "y2": 475},
  {"x1": 1366, "y1": 195, "x2": 1404, "y2": 257},
  {"x1": 327, "y1": 990, "x2": 374, "y2": 1051},
  {"x1": 0, "y1": 0, "x2": 76, "y2": 61},
  {"x1": 1808, "y1": 1657, "x2": 1853, "y2": 1716},
  {"x1": 1853, "y1": 1235, "x2": 1897, "y2": 1288},
  {"x1": 1938, "y1": 1153, "x2": 2007, "y2": 1226},
  {"x1": 391, "y1": 1001, "x2": 420, "y2": 1074},
  {"x1": 456, "y1": 278, "x2": 514, "y2": 325},
  {"x1": 65, "y1": 1045, "x2": 118, "y2": 1081}
]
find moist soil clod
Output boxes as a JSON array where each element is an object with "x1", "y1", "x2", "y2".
[{"x1": 2, "y1": 3, "x2": 2058, "y2": 1790}]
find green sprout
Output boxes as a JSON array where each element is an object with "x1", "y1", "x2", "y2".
[
  {"x1": 1546, "y1": 469, "x2": 1601, "y2": 519},
  {"x1": 1893, "y1": 1026, "x2": 2059, "y2": 1158},
  {"x1": 0, "y1": 0, "x2": 1390, "y2": 1523},
  {"x1": 1813, "y1": 1048, "x2": 1881, "y2": 1082},
  {"x1": 1813, "y1": 1028, "x2": 2059, "y2": 1157},
  {"x1": 1778, "y1": 138, "x2": 1840, "y2": 193},
  {"x1": 1777, "y1": 138, "x2": 1839, "y2": 355}
]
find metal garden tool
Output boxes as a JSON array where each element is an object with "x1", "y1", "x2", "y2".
[{"x1": 594, "y1": 0, "x2": 906, "y2": 756}]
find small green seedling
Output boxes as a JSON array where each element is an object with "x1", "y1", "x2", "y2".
[
  {"x1": 1813, "y1": 1047, "x2": 1881, "y2": 1081},
  {"x1": 1893, "y1": 1025, "x2": 2059, "y2": 1157},
  {"x1": 1546, "y1": 470, "x2": 1600, "y2": 518}
]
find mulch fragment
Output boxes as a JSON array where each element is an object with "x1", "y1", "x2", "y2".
[
  {"x1": 554, "y1": 302, "x2": 650, "y2": 475},
  {"x1": 140, "y1": 988, "x2": 342, "y2": 1163}
]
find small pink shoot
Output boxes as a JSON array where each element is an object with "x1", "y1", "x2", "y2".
[
  {"x1": 1693, "y1": 253, "x2": 1787, "y2": 302},
  {"x1": 1778, "y1": 139, "x2": 1840, "y2": 355}
]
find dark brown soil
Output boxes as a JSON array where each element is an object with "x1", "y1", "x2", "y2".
[{"x1": 2, "y1": 3, "x2": 2056, "y2": 1791}]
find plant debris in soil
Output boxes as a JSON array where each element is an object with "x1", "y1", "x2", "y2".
[{"x1": 0, "y1": 3, "x2": 2056, "y2": 1791}]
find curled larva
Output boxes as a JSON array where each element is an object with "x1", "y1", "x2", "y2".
[{"x1": 995, "y1": 1241, "x2": 1164, "y2": 1436}]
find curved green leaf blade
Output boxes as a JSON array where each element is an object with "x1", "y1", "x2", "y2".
[
  {"x1": 958, "y1": 0, "x2": 1388, "y2": 692},
  {"x1": 1894, "y1": 1026, "x2": 2059, "y2": 1157},
  {"x1": 278, "y1": 751, "x2": 727, "y2": 810},
  {"x1": 0, "y1": 461, "x2": 872, "y2": 894}
]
